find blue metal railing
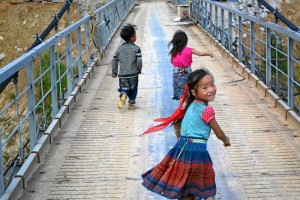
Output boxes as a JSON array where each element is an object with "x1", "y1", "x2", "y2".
[
  {"x1": 0, "y1": 0, "x2": 136, "y2": 195},
  {"x1": 0, "y1": 0, "x2": 74, "y2": 95},
  {"x1": 169, "y1": 0, "x2": 189, "y2": 5},
  {"x1": 190, "y1": 0, "x2": 300, "y2": 114}
]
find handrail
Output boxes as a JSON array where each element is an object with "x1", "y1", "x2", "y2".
[
  {"x1": 0, "y1": 0, "x2": 74, "y2": 94},
  {"x1": 0, "y1": 0, "x2": 137, "y2": 196},
  {"x1": 190, "y1": 0, "x2": 300, "y2": 114}
]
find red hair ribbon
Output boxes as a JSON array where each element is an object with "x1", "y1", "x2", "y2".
[{"x1": 141, "y1": 84, "x2": 189, "y2": 135}]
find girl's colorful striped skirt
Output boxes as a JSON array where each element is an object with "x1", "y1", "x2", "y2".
[
  {"x1": 141, "y1": 137, "x2": 216, "y2": 199},
  {"x1": 172, "y1": 70, "x2": 190, "y2": 100}
]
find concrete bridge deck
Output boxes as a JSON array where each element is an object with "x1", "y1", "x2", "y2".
[{"x1": 17, "y1": 1, "x2": 300, "y2": 199}]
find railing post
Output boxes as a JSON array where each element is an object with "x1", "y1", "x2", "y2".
[
  {"x1": 204, "y1": 1, "x2": 208, "y2": 30},
  {"x1": 228, "y1": 11, "x2": 233, "y2": 52},
  {"x1": 0, "y1": 128, "x2": 4, "y2": 195},
  {"x1": 86, "y1": 20, "x2": 91, "y2": 67},
  {"x1": 66, "y1": 34, "x2": 74, "y2": 96},
  {"x1": 215, "y1": 6, "x2": 218, "y2": 40},
  {"x1": 238, "y1": 16, "x2": 243, "y2": 62},
  {"x1": 221, "y1": 8, "x2": 225, "y2": 46},
  {"x1": 77, "y1": 26, "x2": 84, "y2": 79},
  {"x1": 199, "y1": 0, "x2": 203, "y2": 27},
  {"x1": 288, "y1": 38, "x2": 294, "y2": 108},
  {"x1": 50, "y1": 46, "x2": 58, "y2": 119},
  {"x1": 26, "y1": 62, "x2": 37, "y2": 150},
  {"x1": 209, "y1": 3, "x2": 212, "y2": 35},
  {"x1": 266, "y1": 28, "x2": 272, "y2": 87},
  {"x1": 250, "y1": 21, "x2": 255, "y2": 73}
]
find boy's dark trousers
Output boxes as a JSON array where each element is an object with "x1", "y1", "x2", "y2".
[{"x1": 118, "y1": 76, "x2": 139, "y2": 101}]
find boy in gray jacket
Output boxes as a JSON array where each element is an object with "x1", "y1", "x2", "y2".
[{"x1": 112, "y1": 23, "x2": 142, "y2": 109}]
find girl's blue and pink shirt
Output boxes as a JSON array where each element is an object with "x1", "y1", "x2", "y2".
[{"x1": 180, "y1": 100, "x2": 215, "y2": 140}]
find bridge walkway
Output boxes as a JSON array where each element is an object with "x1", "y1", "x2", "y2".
[{"x1": 18, "y1": 1, "x2": 300, "y2": 199}]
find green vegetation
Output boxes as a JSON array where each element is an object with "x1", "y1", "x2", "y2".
[
  {"x1": 270, "y1": 35, "x2": 288, "y2": 74},
  {"x1": 36, "y1": 50, "x2": 68, "y2": 122},
  {"x1": 9, "y1": 93, "x2": 16, "y2": 100}
]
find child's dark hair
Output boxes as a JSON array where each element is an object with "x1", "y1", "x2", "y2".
[
  {"x1": 168, "y1": 30, "x2": 188, "y2": 57},
  {"x1": 120, "y1": 23, "x2": 137, "y2": 41},
  {"x1": 186, "y1": 68, "x2": 214, "y2": 107}
]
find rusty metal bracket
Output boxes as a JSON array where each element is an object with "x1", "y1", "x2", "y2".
[
  {"x1": 264, "y1": 88, "x2": 271, "y2": 97},
  {"x1": 43, "y1": 133, "x2": 52, "y2": 144},
  {"x1": 274, "y1": 98, "x2": 281, "y2": 108},
  {"x1": 285, "y1": 108, "x2": 293, "y2": 118},
  {"x1": 14, "y1": 175, "x2": 25, "y2": 189},
  {"x1": 31, "y1": 151, "x2": 40, "y2": 163}
]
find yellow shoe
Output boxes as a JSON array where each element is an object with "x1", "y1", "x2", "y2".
[{"x1": 118, "y1": 93, "x2": 127, "y2": 109}]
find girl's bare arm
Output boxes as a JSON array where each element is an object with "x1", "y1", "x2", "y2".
[
  {"x1": 192, "y1": 48, "x2": 214, "y2": 57},
  {"x1": 209, "y1": 118, "x2": 231, "y2": 147}
]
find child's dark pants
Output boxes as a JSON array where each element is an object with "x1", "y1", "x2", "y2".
[{"x1": 118, "y1": 76, "x2": 139, "y2": 101}]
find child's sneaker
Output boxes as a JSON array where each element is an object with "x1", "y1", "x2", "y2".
[
  {"x1": 128, "y1": 99, "x2": 136, "y2": 105},
  {"x1": 118, "y1": 93, "x2": 127, "y2": 109}
]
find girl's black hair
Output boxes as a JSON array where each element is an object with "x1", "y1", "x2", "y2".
[
  {"x1": 185, "y1": 68, "x2": 213, "y2": 108},
  {"x1": 168, "y1": 30, "x2": 188, "y2": 57},
  {"x1": 120, "y1": 23, "x2": 137, "y2": 41}
]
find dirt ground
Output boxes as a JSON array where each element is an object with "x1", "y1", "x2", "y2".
[
  {"x1": 269, "y1": 2, "x2": 300, "y2": 32},
  {"x1": 0, "y1": 0, "x2": 79, "y2": 68}
]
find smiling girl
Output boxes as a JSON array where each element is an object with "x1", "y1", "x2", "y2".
[{"x1": 141, "y1": 68, "x2": 231, "y2": 200}]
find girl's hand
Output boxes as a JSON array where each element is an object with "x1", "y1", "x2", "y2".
[
  {"x1": 223, "y1": 136, "x2": 231, "y2": 147},
  {"x1": 208, "y1": 52, "x2": 214, "y2": 57}
]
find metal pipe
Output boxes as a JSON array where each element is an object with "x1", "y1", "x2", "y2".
[{"x1": 258, "y1": 0, "x2": 299, "y2": 32}]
